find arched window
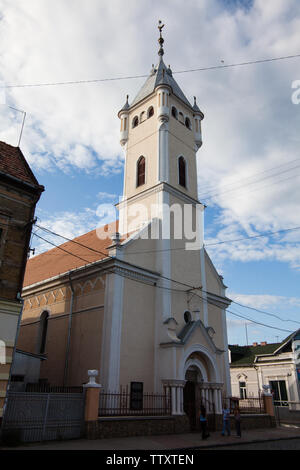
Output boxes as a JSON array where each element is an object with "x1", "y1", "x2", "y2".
[
  {"x1": 185, "y1": 117, "x2": 191, "y2": 130},
  {"x1": 178, "y1": 156, "x2": 186, "y2": 188},
  {"x1": 184, "y1": 311, "x2": 192, "y2": 324},
  {"x1": 140, "y1": 111, "x2": 146, "y2": 123},
  {"x1": 37, "y1": 311, "x2": 49, "y2": 354},
  {"x1": 137, "y1": 156, "x2": 145, "y2": 187},
  {"x1": 171, "y1": 107, "x2": 178, "y2": 119},
  {"x1": 147, "y1": 106, "x2": 154, "y2": 118},
  {"x1": 132, "y1": 116, "x2": 139, "y2": 128}
]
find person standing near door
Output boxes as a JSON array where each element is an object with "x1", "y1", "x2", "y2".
[
  {"x1": 221, "y1": 403, "x2": 231, "y2": 436},
  {"x1": 234, "y1": 406, "x2": 241, "y2": 437},
  {"x1": 199, "y1": 405, "x2": 209, "y2": 440}
]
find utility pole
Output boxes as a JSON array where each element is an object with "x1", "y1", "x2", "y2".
[{"x1": 245, "y1": 323, "x2": 249, "y2": 346}]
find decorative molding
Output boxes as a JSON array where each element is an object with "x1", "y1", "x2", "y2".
[{"x1": 116, "y1": 181, "x2": 203, "y2": 211}]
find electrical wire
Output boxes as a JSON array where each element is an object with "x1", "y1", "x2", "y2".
[
  {"x1": 199, "y1": 163, "x2": 300, "y2": 201},
  {"x1": 31, "y1": 232, "x2": 294, "y2": 334},
  {"x1": 198, "y1": 157, "x2": 300, "y2": 196},
  {"x1": 28, "y1": 233, "x2": 293, "y2": 333},
  {"x1": 228, "y1": 298, "x2": 300, "y2": 326},
  {"x1": 1, "y1": 53, "x2": 300, "y2": 89},
  {"x1": 226, "y1": 310, "x2": 293, "y2": 334},
  {"x1": 32, "y1": 226, "x2": 299, "y2": 331}
]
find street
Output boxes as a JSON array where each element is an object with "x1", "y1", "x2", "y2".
[{"x1": 211, "y1": 437, "x2": 300, "y2": 450}]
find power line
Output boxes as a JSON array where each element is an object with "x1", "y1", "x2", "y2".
[
  {"x1": 229, "y1": 298, "x2": 300, "y2": 326},
  {"x1": 75, "y1": 225, "x2": 299, "y2": 255},
  {"x1": 32, "y1": 226, "x2": 299, "y2": 330},
  {"x1": 199, "y1": 162, "x2": 300, "y2": 201},
  {"x1": 31, "y1": 231, "x2": 294, "y2": 335},
  {"x1": 204, "y1": 226, "x2": 300, "y2": 247},
  {"x1": 202, "y1": 170, "x2": 300, "y2": 204},
  {"x1": 2, "y1": 53, "x2": 300, "y2": 89},
  {"x1": 226, "y1": 310, "x2": 293, "y2": 334},
  {"x1": 198, "y1": 157, "x2": 300, "y2": 196}
]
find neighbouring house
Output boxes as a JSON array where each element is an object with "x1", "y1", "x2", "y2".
[
  {"x1": 0, "y1": 141, "x2": 44, "y2": 420},
  {"x1": 17, "y1": 27, "x2": 232, "y2": 428},
  {"x1": 229, "y1": 329, "x2": 300, "y2": 409}
]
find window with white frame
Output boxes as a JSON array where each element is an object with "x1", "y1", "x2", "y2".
[{"x1": 239, "y1": 381, "x2": 247, "y2": 399}]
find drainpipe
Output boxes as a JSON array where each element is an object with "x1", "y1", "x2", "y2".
[{"x1": 63, "y1": 272, "x2": 74, "y2": 386}]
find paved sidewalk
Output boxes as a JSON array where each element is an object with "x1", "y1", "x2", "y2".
[{"x1": 2, "y1": 425, "x2": 300, "y2": 450}]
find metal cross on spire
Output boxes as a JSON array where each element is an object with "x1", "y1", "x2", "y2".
[{"x1": 158, "y1": 20, "x2": 165, "y2": 56}]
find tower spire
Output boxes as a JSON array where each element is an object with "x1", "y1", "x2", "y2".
[{"x1": 158, "y1": 20, "x2": 165, "y2": 57}]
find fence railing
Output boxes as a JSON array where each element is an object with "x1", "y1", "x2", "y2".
[
  {"x1": 231, "y1": 397, "x2": 265, "y2": 414},
  {"x1": 99, "y1": 387, "x2": 171, "y2": 417},
  {"x1": 1, "y1": 391, "x2": 85, "y2": 443},
  {"x1": 25, "y1": 383, "x2": 84, "y2": 393}
]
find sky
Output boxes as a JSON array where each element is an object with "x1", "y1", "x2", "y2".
[{"x1": 0, "y1": 0, "x2": 300, "y2": 346}]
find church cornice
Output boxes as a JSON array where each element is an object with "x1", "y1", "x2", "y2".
[
  {"x1": 116, "y1": 182, "x2": 205, "y2": 209},
  {"x1": 22, "y1": 254, "x2": 160, "y2": 295}
]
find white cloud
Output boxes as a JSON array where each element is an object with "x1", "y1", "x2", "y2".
[
  {"x1": 1, "y1": 0, "x2": 299, "y2": 272},
  {"x1": 97, "y1": 191, "x2": 118, "y2": 201},
  {"x1": 229, "y1": 292, "x2": 300, "y2": 310},
  {"x1": 32, "y1": 203, "x2": 118, "y2": 255}
]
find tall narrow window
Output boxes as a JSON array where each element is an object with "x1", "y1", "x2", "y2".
[
  {"x1": 185, "y1": 117, "x2": 191, "y2": 130},
  {"x1": 147, "y1": 106, "x2": 154, "y2": 118},
  {"x1": 132, "y1": 116, "x2": 139, "y2": 128},
  {"x1": 269, "y1": 380, "x2": 288, "y2": 406},
  {"x1": 137, "y1": 156, "x2": 145, "y2": 187},
  {"x1": 178, "y1": 156, "x2": 186, "y2": 188},
  {"x1": 239, "y1": 381, "x2": 247, "y2": 399},
  {"x1": 37, "y1": 311, "x2": 49, "y2": 354}
]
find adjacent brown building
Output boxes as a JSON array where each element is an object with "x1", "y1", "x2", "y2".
[{"x1": 0, "y1": 141, "x2": 44, "y2": 419}]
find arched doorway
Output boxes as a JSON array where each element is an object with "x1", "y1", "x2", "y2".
[
  {"x1": 183, "y1": 366, "x2": 203, "y2": 431},
  {"x1": 182, "y1": 350, "x2": 221, "y2": 431}
]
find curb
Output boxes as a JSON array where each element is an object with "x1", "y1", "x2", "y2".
[{"x1": 169, "y1": 434, "x2": 300, "y2": 450}]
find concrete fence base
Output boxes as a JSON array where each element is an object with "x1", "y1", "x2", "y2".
[{"x1": 85, "y1": 415, "x2": 190, "y2": 440}]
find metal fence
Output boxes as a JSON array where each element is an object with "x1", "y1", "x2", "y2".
[
  {"x1": 274, "y1": 401, "x2": 300, "y2": 426},
  {"x1": 1, "y1": 391, "x2": 85, "y2": 443},
  {"x1": 99, "y1": 387, "x2": 171, "y2": 416},
  {"x1": 25, "y1": 383, "x2": 84, "y2": 393},
  {"x1": 232, "y1": 397, "x2": 265, "y2": 414}
]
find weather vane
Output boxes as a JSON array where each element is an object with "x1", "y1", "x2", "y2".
[{"x1": 158, "y1": 20, "x2": 165, "y2": 56}]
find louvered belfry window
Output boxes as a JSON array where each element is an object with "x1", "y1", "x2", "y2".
[
  {"x1": 137, "y1": 156, "x2": 145, "y2": 187},
  {"x1": 178, "y1": 156, "x2": 186, "y2": 187}
]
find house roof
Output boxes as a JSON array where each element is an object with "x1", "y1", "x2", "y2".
[
  {"x1": 23, "y1": 221, "x2": 120, "y2": 288},
  {"x1": 229, "y1": 343, "x2": 282, "y2": 366},
  {"x1": 230, "y1": 328, "x2": 300, "y2": 367},
  {"x1": 130, "y1": 57, "x2": 192, "y2": 109},
  {"x1": 0, "y1": 141, "x2": 43, "y2": 189}
]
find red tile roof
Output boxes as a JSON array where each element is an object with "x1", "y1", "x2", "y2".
[
  {"x1": 23, "y1": 221, "x2": 120, "y2": 288},
  {"x1": 0, "y1": 141, "x2": 42, "y2": 188}
]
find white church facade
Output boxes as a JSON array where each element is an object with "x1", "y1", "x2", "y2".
[{"x1": 17, "y1": 26, "x2": 232, "y2": 423}]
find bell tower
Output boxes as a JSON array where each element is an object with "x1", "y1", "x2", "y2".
[{"x1": 117, "y1": 22, "x2": 204, "y2": 235}]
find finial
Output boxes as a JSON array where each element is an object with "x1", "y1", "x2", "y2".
[{"x1": 158, "y1": 20, "x2": 165, "y2": 56}]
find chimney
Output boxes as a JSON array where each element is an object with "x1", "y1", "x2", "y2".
[
  {"x1": 253, "y1": 342, "x2": 258, "y2": 347},
  {"x1": 260, "y1": 341, "x2": 267, "y2": 346}
]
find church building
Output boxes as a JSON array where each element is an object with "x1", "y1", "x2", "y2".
[{"x1": 17, "y1": 25, "x2": 232, "y2": 421}]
